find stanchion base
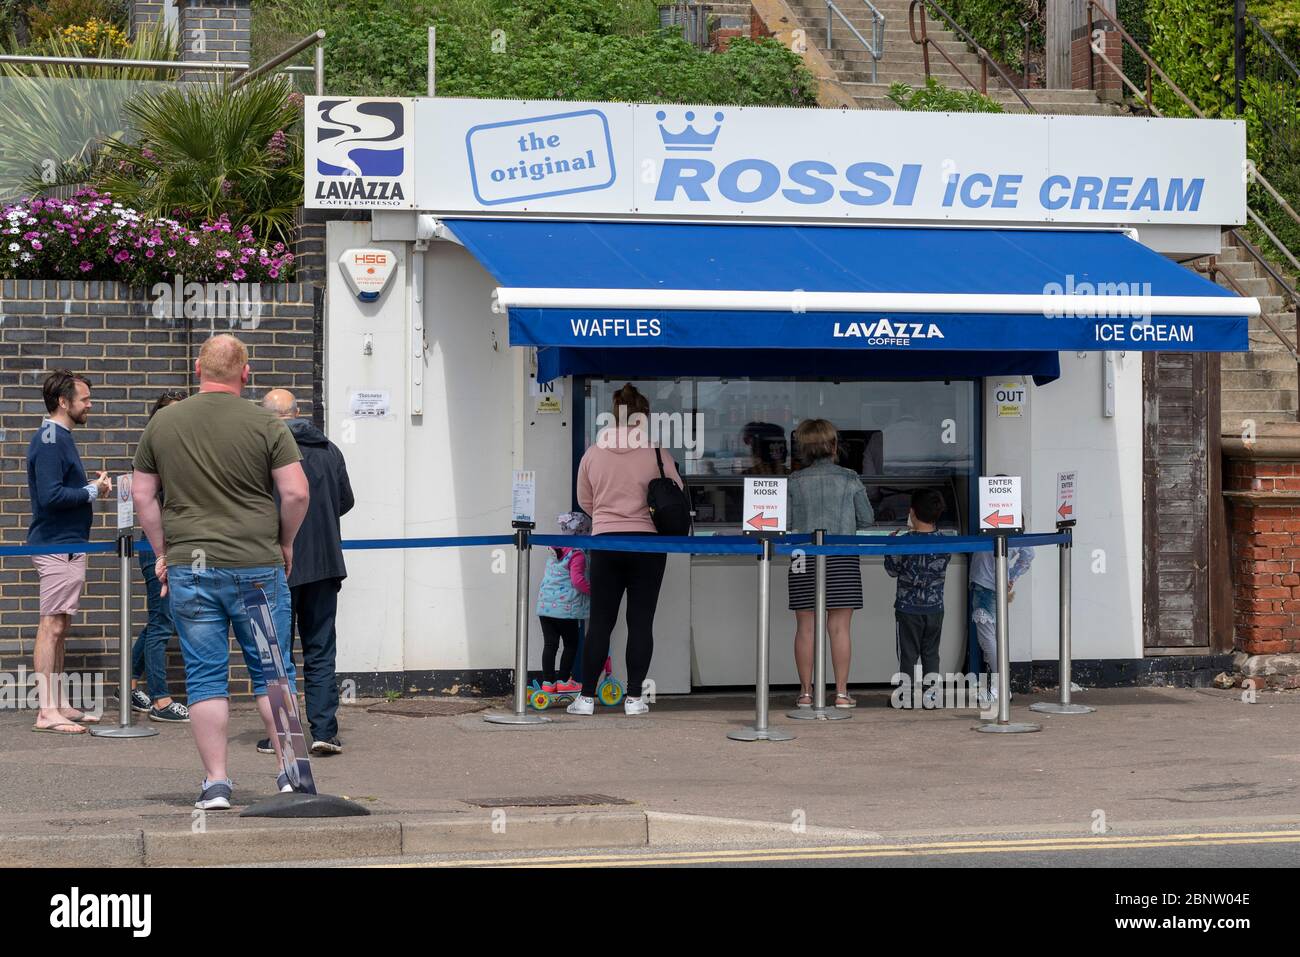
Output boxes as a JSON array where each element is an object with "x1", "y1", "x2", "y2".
[
  {"x1": 974, "y1": 721, "x2": 1042, "y2": 733},
  {"x1": 90, "y1": 725, "x2": 159, "y2": 738},
  {"x1": 240, "y1": 792, "x2": 371, "y2": 818},
  {"x1": 786, "y1": 707, "x2": 851, "y2": 721},
  {"x1": 727, "y1": 726, "x2": 795, "y2": 741},
  {"x1": 1029, "y1": 702, "x2": 1095, "y2": 715},
  {"x1": 482, "y1": 712, "x2": 550, "y2": 726}
]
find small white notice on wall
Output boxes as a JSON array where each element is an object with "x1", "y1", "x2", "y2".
[
  {"x1": 530, "y1": 379, "x2": 563, "y2": 414},
  {"x1": 994, "y1": 380, "x2": 1026, "y2": 418},
  {"x1": 349, "y1": 390, "x2": 391, "y2": 418}
]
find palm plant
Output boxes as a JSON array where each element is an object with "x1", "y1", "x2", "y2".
[
  {"x1": 0, "y1": 26, "x2": 176, "y2": 198},
  {"x1": 95, "y1": 75, "x2": 304, "y2": 247}
]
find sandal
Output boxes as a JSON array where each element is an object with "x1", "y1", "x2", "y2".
[
  {"x1": 795, "y1": 691, "x2": 813, "y2": 708},
  {"x1": 32, "y1": 722, "x2": 87, "y2": 735},
  {"x1": 834, "y1": 693, "x2": 856, "y2": 709}
]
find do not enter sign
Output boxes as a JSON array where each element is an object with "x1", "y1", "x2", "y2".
[
  {"x1": 744, "y1": 476, "x2": 787, "y2": 533},
  {"x1": 979, "y1": 476, "x2": 1023, "y2": 533}
]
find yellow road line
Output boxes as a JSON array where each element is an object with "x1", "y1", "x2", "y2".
[{"x1": 385, "y1": 829, "x2": 1300, "y2": 868}]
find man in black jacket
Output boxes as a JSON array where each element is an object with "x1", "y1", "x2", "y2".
[{"x1": 261, "y1": 389, "x2": 355, "y2": 755}]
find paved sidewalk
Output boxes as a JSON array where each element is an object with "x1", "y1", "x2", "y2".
[{"x1": 1, "y1": 686, "x2": 1297, "y2": 864}]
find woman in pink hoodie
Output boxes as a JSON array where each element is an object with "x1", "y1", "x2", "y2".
[{"x1": 568, "y1": 384, "x2": 682, "y2": 717}]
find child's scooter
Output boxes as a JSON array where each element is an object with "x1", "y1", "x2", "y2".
[{"x1": 528, "y1": 623, "x2": 624, "y2": 709}]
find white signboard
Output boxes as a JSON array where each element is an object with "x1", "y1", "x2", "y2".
[
  {"x1": 1056, "y1": 470, "x2": 1078, "y2": 526},
  {"x1": 512, "y1": 469, "x2": 537, "y2": 525},
  {"x1": 349, "y1": 390, "x2": 391, "y2": 418},
  {"x1": 743, "y1": 476, "x2": 787, "y2": 533},
  {"x1": 530, "y1": 378, "x2": 563, "y2": 414},
  {"x1": 306, "y1": 97, "x2": 415, "y2": 209},
  {"x1": 994, "y1": 380, "x2": 1027, "y2": 418},
  {"x1": 116, "y1": 472, "x2": 133, "y2": 531},
  {"x1": 386, "y1": 97, "x2": 1246, "y2": 226},
  {"x1": 978, "y1": 476, "x2": 1023, "y2": 532}
]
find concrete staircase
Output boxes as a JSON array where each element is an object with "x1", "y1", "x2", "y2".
[
  {"x1": 1208, "y1": 235, "x2": 1299, "y2": 434},
  {"x1": 781, "y1": 0, "x2": 1123, "y2": 115}
]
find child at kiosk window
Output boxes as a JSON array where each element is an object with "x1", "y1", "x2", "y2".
[
  {"x1": 883, "y1": 488, "x2": 953, "y2": 710},
  {"x1": 969, "y1": 512, "x2": 1034, "y2": 708},
  {"x1": 536, "y1": 512, "x2": 591, "y2": 695}
]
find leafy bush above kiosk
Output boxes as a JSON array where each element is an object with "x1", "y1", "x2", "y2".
[
  {"x1": 301, "y1": 0, "x2": 817, "y2": 105},
  {"x1": 1, "y1": 190, "x2": 294, "y2": 284}
]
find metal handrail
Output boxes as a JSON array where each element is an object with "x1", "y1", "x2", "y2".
[
  {"x1": 907, "y1": 0, "x2": 1033, "y2": 112},
  {"x1": 1247, "y1": 12, "x2": 1300, "y2": 82},
  {"x1": 231, "y1": 30, "x2": 326, "y2": 93},
  {"x1": 0, "y1": 29, "x2": 325, "y2": 93},
  {"x1": 1085, "y1": 1, "x2": 1300, "y2": 284},
  {"x1": 825, "y1": 0, "x2": 884, "y2": 84},
  {"x1": 1195, "y1": 252, "x2": 1299, "y2": 364}
]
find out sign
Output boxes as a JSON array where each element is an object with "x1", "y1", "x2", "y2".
[
  {"x1": 995, "y1": 380, "x2": 1026, "y2": 418},
  {"x1": 978, "y1": 475, "x2": 1022, "y2": 532}
]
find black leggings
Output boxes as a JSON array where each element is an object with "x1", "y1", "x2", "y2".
[
  {"x1": 581, "y1": 536, "x2": 667, "y2": 699},
  {"x1": 539, "y1": 616, "x2": 580, "y2": 683}
]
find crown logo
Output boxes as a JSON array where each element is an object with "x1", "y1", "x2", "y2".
[{"x1": 656, "y1": 110, "x2": 725, "y2": 151}]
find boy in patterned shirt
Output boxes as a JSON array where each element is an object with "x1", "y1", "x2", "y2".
[{"x1": 884, "y1": 488, "x2": 952, "y2": 709}]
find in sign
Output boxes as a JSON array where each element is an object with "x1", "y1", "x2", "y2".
[
  {"x1": 978, "y1": 475, "x2": 1022, "y2": 533},
  {"x1": 743, "y1": 476, "x2": 787, "y2": 533}
]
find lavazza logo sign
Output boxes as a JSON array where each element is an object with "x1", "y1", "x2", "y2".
[{"x1": 310, "y1": 98, "x2": 413, "y2": 207}]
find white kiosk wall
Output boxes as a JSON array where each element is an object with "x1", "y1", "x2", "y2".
[{"x1": 983, "y1": 352, "x2": 1145, "y2": 663}]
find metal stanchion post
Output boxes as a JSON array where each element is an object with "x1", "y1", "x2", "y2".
[
  {"x1": 93, "y1": 532, "x2": 157, "y2": 738},
  {"x1": 730, "y1": 537, "x2": 793, "y2": 742},
  {"x1": 1031, "y1": 526, "x2": 1094, "y2": 715},
  {"x1": 976, "y1": 533, "x2": 1040, "y2": 734},
  {"x1": 789, "y1": 529, "x2": 848, "y2": 721},
  {"x1": 484, "y1": 525, "x2": 549, "y2": 726}
]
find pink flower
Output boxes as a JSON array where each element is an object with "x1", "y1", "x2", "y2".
[
  {"x1": 79, "y1": 261, "x2": 93, "y2": 272},
  {"x1": 231, "y1": 268, "x2": 246, "y2": 281}
]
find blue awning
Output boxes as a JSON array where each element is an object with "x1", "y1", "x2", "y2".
[{"x1": 444, "y1": 220, "x2": 1253, "y2": 384}]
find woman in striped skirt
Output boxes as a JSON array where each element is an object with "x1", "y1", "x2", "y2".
[{"x1": 787, "y1": 419, "x2": 875, "y2": 708}]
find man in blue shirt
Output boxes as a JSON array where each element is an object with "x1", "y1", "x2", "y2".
[{"x1": 27, "y1": 370, "x2": 111, "y2": 735}]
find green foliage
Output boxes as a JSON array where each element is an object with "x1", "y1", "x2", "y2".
[
  {"x1": 25, "y1": 0, "x2": 126, "y2": 40},
  {"x1": 270, "y1": 0, "x2": 814, "y2": 106},
  {"x1": 927, "y1": 0, "x2": 1042, "y2": 73},
  {"x1": 1254, "y1": 0, "x2": 1300, "y2": 53},
  {"x1": 886, "y1": 76, "x2": 1004, "y2": 113},
  {"x1": 94, "y1": 77, "x2": 303, "y2": 247},
  {"x1": 0, "y1": 26, "x2": 177, "y2": 194}
]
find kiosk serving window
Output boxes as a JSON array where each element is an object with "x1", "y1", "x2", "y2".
[{"x1": 581, "y1": 378, "x2": 976, "y2": 532}]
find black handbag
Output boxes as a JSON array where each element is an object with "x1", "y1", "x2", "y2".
[{"x1": 647, "y1": 447, "x2": 691, "y2": 536}]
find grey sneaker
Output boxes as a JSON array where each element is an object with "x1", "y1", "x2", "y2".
[
  {"x1": 130, "y1": 689, "x2": 151, "y2": 713},
  {"x1": 309, "y1": 737, "x2": 343, "y2": 756},
  {"x1": 276, "y1": 772, "x2": 296, "y2": 794},
  {"x1": 195, "y1": 779, "x2": 233, "y2": 810},
  {"x1": 149, "y1": 701, "x2": 190, "y2": 723},
  {"x1": 256, "y1": 738, "x2": 276, "y2": 754}
]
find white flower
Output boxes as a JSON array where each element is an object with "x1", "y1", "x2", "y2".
[
  {"x1": 20, "y1": 251, "x2": 31, "y2": 261},
  {"x1": 7, "y1": 243, "x2": 17, "y2": 252}
]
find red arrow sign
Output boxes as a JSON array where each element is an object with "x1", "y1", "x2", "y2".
[
  {"x1": 984, "y1": 510, "x2": 1015, "y2": 527},
  {"x1": 1057, "y1": 502, "x2": 1073, "y2": 519},
  {"x1": 747, "y1": 512, "x2": 779, "y2": 530}
]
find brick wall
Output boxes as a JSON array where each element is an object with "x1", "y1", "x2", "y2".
[
  {"x1": 1225, "y1": 454, "x2": 1300, "y2": 689},
  {"x1": 177, "y1": 0, "x2": 251, "y2": 68},
  {"x1": 1070, "y1": 27, "x2": 1121, "y2": 94},
  {"x1": 0, "y1": 280, "x2": 318, "y2": 699}
]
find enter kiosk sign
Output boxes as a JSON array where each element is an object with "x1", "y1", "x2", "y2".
[
  {"x1": 743, "y1": 476, "x2": 787, "y2": 533},
  {"x1": 979, "y1": 476, "x2": 1023, "y2": 533}
]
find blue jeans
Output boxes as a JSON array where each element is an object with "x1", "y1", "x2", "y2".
[
  {"x1": 132, "y1": 551, "x2": 174, "y2": 701},
  {"x1": 168, "y1": 565, "x2": 297, "y2": 707}
]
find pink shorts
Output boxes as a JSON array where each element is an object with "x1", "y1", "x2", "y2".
[{"x1": 32, "y1": 553, "x2": 87, "y2": 616}]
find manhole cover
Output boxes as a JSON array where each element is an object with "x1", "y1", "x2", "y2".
[
  {"x1": 463, "y1": 794, "x2": 632, "y2": 808},
  {"x1": 367, "y1": 698, "x2": 491, "y2": 717}
]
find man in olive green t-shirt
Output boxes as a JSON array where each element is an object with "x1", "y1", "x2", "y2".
[{"x1": 132, "y1": 334, "x2": 309, "y2": 811}]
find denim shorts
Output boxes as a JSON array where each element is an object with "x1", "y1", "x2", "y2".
[{"x1": 167, "y1": 564, "x2": 296, "y2": 706}]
